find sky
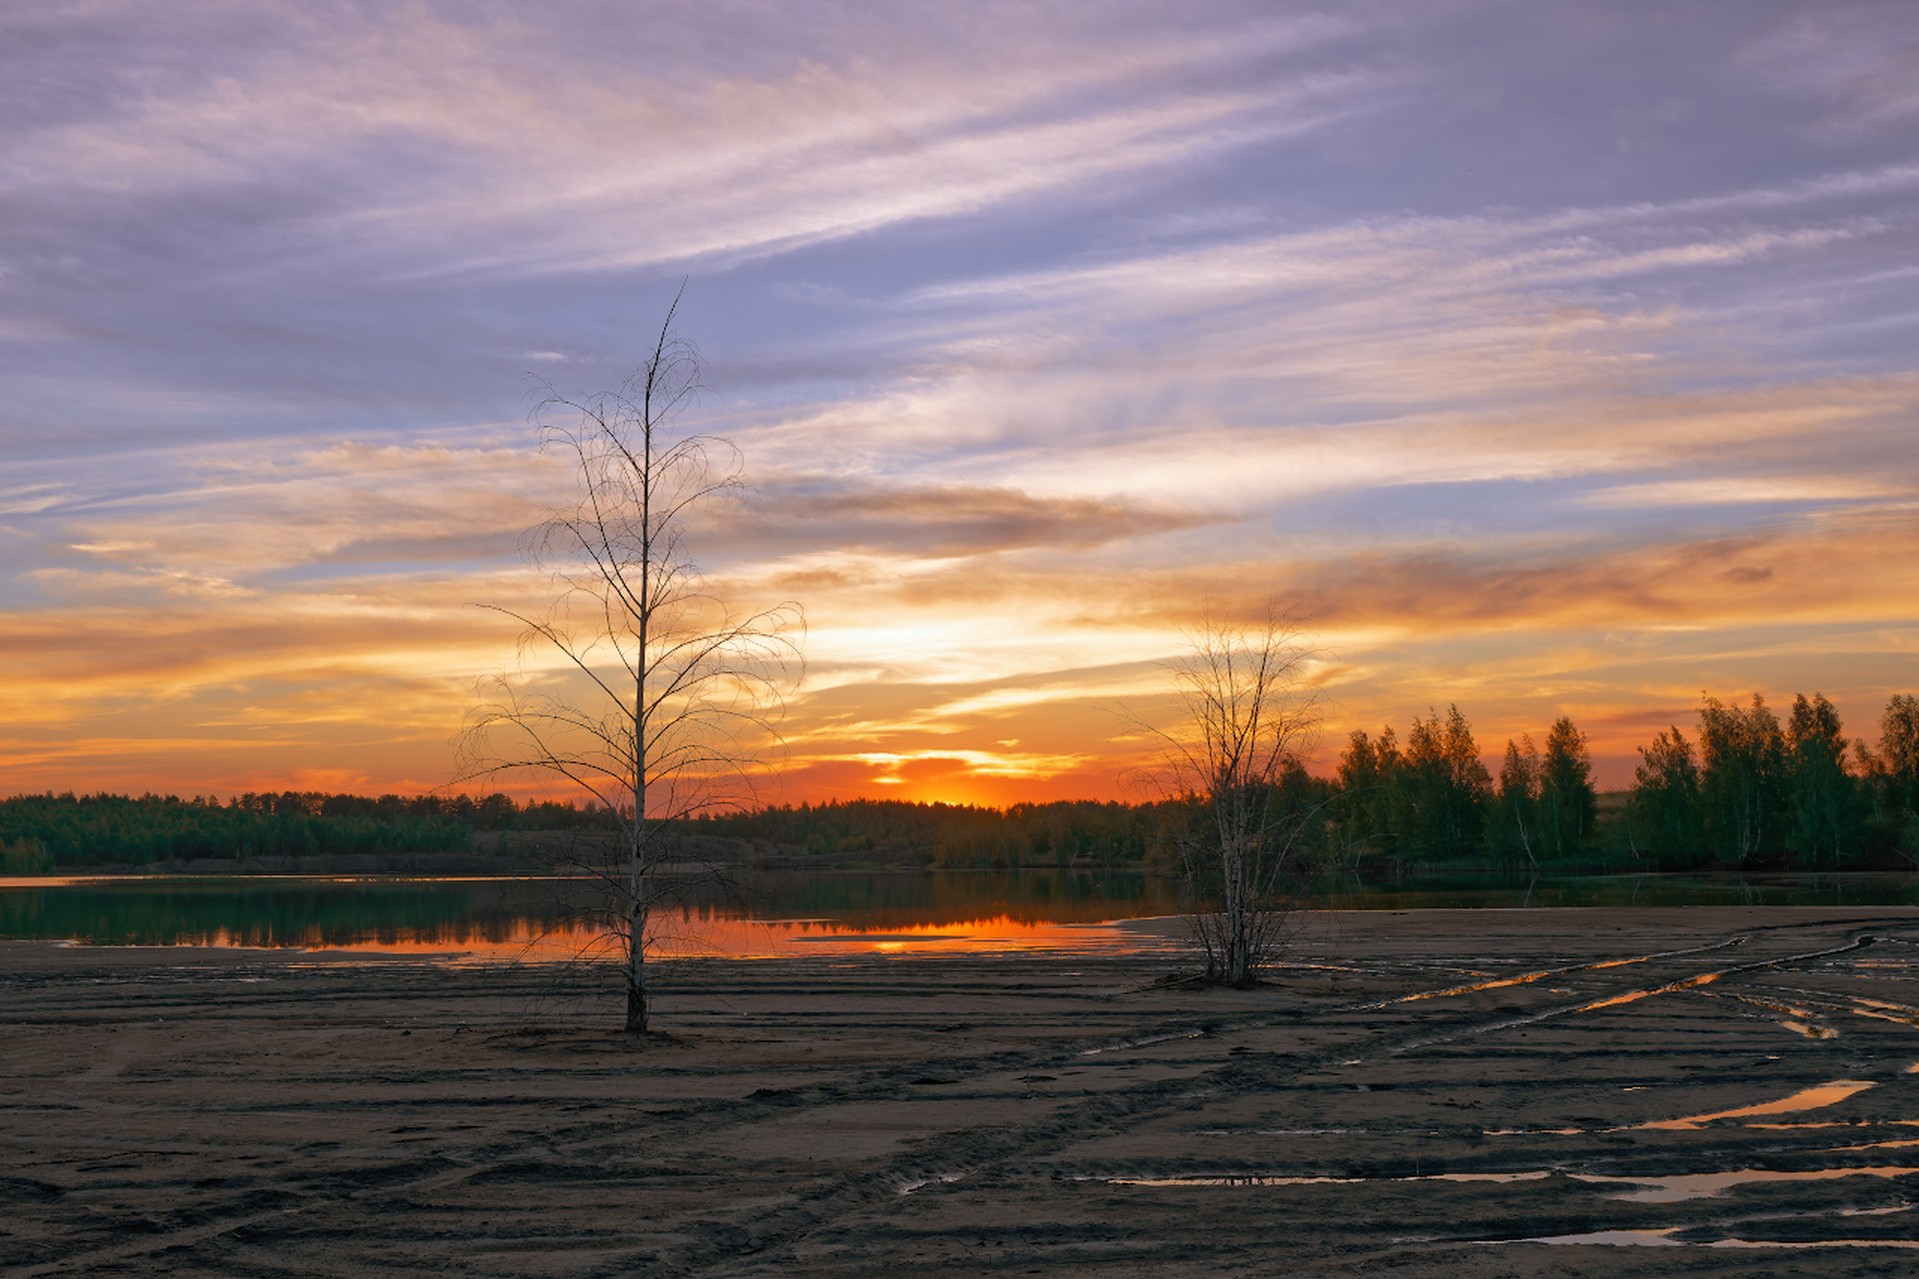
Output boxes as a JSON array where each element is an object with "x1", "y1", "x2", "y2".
[{"x1": 2, "y1": 0, "x2": 1916, "y2": 806}]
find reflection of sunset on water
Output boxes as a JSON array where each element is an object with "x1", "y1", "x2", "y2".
[
  {"x1": 304, "y1": 913, "x2": 1164, "y2": 964},
  {"x1": 0, "y1": 871, "x2": 1185, "y2": 958},
  {"x1": 145, "y1": 913, "x2": 1168, "y2": 963}
]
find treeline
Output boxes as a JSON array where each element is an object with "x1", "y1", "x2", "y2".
[
  {"x1": 0, "y1": 790, "x2": 1151, "y2": 873},
  {"x1": 1333, "y1": 692, "x2": 1919, "y2": 870},
  {"x1": 0, "y1": 790, "x2": 612, "y2": 870},
  {"x1": 694, "y1": 797, "x2": 1154, "y2": 868},
  {"x1": 6, "y1": 690, "x2": 1914, "y2": 873},
  {"x1": 1619, "y1": 693, "x2": 1919, "y2": 868}
]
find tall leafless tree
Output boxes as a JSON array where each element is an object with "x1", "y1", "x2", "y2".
[
  {"x1": 1137, "y1": 608, "x2": 1324, "y2": 986},
  {"x1": 461, "y1": 293, "x2": 801, "y2": 1033}
]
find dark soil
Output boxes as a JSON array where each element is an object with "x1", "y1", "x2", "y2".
[{"x1": 6, "y1": 906, "x2": 1919, "y2": 1276}]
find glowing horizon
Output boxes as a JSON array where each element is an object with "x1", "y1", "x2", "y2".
[{"x1": 3, "y1": 3, "x2": 1915, "y2": 807}]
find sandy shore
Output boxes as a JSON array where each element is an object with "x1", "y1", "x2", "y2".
[{"x1": 7, "y1": 906, "x2": 1919, "y2": 1276}]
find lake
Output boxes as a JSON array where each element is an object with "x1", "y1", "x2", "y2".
[{"x1": 3, "y1": 868, "x2": 1917, "y2": 962}]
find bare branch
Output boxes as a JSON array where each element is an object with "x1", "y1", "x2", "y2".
[
  {"x1": 459, "y1": 292, "x2": 803, "y2": 1033},
  {"x1": 1126, "y1": 603, "x2": 1324, "y2": 986}
]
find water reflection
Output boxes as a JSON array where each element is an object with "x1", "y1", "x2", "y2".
[
  {"x1": 0, "y1": 869, "x2": 1181, "y2": 961},
  {"x1": 5, "y1": 868, "x2": 1919, "y2": 962},
  {"x1": 1640, "y1": 1079, "x2": 1878, "y2": 1131},
  {"x1": 1577, "y1": 1164, "x2": 1916, "y2": 1202}
]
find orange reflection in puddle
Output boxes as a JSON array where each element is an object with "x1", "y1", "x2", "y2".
[
  {"x1": 1780, "y1": 1020, "x2": 1839, "y2": 1039},
  {"x1": 1101, "y1": 1171, "x2": 1555, "y2": 1188},
  {"x1": 1640, "y1": 1079, "x2": 1877, "y2": 1131},
  {"x1": 1391, "y1": 951, "x2": 1674, "y2": 1006},
  {"x1": 1392, "y1": 952, "x2": 1739, "y2": 1012},
  {"x1": 1577, "y1": 1164, "x2": 1919, "y2": 1202},
  {"x1": 2, "y1": 875, "x2": 124, "y2": 889},
  {"x1": 1849, "y1": 998, "x2": 1919, "y2": 1028},
  {"x1": 1522, "y1": 1227, "x2": 1919, "y2": 1250},
  {"x1": 1394, "y1": 969, "x2": 1560, "y2": 1004},
  {"x1": 1718, "y1": 992, "x2": 1838, "y2": 1039},
  {"x1": 191, "y1": 914, "x2": 1164, "y2": 964},
  {"x1": 1580, "y1": 971, "x2": 1721, "y2": 1012},
  {"x1": 1105, "y1": 1165, "x2": 1919, "y2": 1207}
]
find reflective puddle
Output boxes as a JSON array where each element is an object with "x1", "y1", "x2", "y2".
[
  {"x1": 1576, "y1": 1165, "x2": 1919, "y2": 1203},
  {"x1": 1521, "y1": 1228, "x2": 1919, "y2": 1249},
  {"x1": 1098, "y1": 1165, "x2": 1919, "y2": 1200},
  {"x1": 1097, "y1": 1171, "x2": 1554, "y2": 1188},
  {"x1": 1781, "y1": 1020, "x2": 1839, "y2": 1039},
  {"x1": 1849, "y1": 998, "x2": 1919, "y2": 1028},
  {"x1": 1523, "y1": 1228, "x2": 1682, "y2": 1247},
  {"x1": 1580, "y1": 970, "x2": 1722, "y2": 1012},
  {"x1": 1639, "y1": 1079, "x2": 1877, "y2": 1131},
  {"x1": 1380, "y1": 938, "x2": 1744, "y2": 1008}
]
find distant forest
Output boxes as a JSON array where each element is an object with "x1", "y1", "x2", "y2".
[{"x1": 4, "y1": 691, "x2": 1915, "y2": 875}]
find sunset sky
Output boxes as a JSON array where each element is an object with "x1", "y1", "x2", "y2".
[{"x1": 3, "y1": 1, "x2": 1916, "y2": 805}]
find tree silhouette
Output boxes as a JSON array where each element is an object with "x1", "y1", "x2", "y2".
[
  {"x1": 462, "y1": 295, "x2": 801, "y2": 1032},
  {"x1": 1137, "y1": 608, "x2": 1323, "y2": 986}
]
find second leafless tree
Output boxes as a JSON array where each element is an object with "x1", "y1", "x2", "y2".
[{"x1": 1138, "y1": 608, "x2": 1324, "y2": 987}]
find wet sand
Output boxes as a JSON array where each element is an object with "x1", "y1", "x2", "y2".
[{"x1": 6, "y1": 907, "x2": 1919, "y2": 1276}]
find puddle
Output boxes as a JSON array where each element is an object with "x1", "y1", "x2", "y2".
[
  {"x1": 1390, "y1": 954, "x2": 1796, "y2": 1053},
  {"x1": 1639, "y1": 1079, "x2": 1876, "y2": 1131},
  {"x1": 1705, "y1": 1237, "x2": 1919, "y2": 1250},
  {"x1": 1194, "y1": 1128, "x2": 1354, "y2": 1137},
  {"x1": 1825, "y1": 1138, "x2": 1919, "y2": 1153},
  {"x1": 1098, "y1": 1164, "x2": 1919, "y2": 1204},
  {"x1": 1845, "y1": 998, "x2": 1919, "y2": 1028},
  {"x1": 1719, "y1": 991, "x2": 1818, "y2": 1018},
  {"x1": 1519, "y1": 1228, "x2": 1919, "y2": 1249},
  {"x1": 1781, "y1": 1020, "x2": 1839, "y2": 1039},
  {"x1": 1377, "y1": 938, "x2": 1744, "y2": 1008},
  {"x1": 1744, "y1": 1121, "x2": 1854, "y2": 1131},
  {"x1": 1522, "y1": 1228, "x2": 1684, "y2": 1247},
  {"x1": 1580, "y1": 971, "x2": 1721, "y2": 1012},
  {"x1": 1274, "y1": 962, "x2": 1368, "y2": 976},
  {"x1": 1392, "y1": 969, "x2": 1568, "y2": 1004},
  {"x1": 1566, "y1": 936, "x2": 1880, "y2": 1020},
  {"x1": 1100, "y1": 1171, "x2": 1554, "y2": 1189},
  {"x1": 1576, "y1": 1165, "x2": 1919, "y2": 1203}
]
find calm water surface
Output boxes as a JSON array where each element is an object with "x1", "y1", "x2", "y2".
[{"x1": 3, "y1": 869, "x2": 1916, "y2": 961}]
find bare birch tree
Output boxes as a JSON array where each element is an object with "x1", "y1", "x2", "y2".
[
  {"x1": 461, "y1": 294, "x2": 801, "y2": 1033},
  {"x1": 1138, "y1": 609, "x2": 1324, "y2": 986}
]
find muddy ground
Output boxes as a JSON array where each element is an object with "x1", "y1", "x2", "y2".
[{"x1": 6, "y1": 907, "x2": 1919, "y2": 1276}]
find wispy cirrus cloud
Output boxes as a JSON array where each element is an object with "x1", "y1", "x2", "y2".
[
  {"x1": 1740, "y1": 3, "x2": 1919, "y2": 134},
  {"x1": 3, "y1": 1, "x2": 1916, "y2": 802},
  {"x1": 1, "y1": 2, "x2": 1385, "y2": 280}
]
